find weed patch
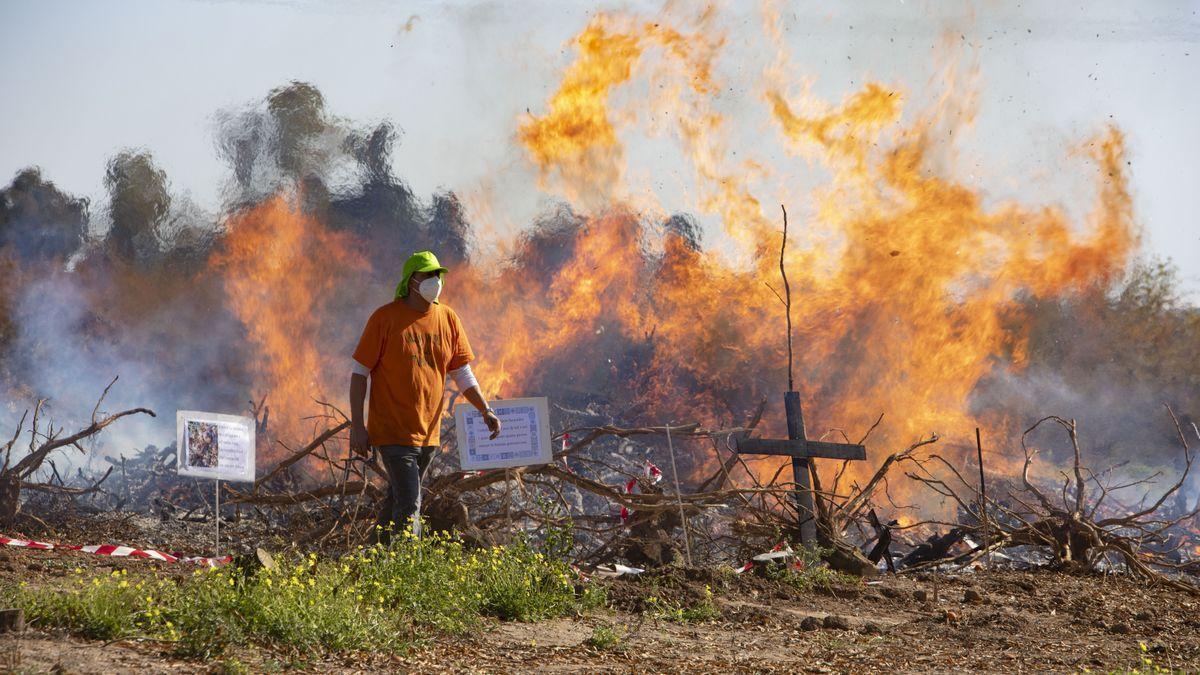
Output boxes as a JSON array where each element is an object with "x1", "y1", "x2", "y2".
[
  {"x1": 644, "y1": 584, "x2": 720, "y2": 623},
  {"x1": 1, "y1": 532, "x2": 588, "y2": 658},
  {"x1": 584, "y1": 623, "x2": 625, "y2": 651},
  {"x1": 764, "y1": 547, "x2": 859, "y2": 593}
]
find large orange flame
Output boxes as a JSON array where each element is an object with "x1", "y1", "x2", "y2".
[{"x1": 213, "y1": 194, "x2": 358, "y2": 446}]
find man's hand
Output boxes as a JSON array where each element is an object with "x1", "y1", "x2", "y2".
[
  {"x1": 483, "y1": 410, "x2": 502, "y2": 440},
  {"x1": 462, "y1": 386, "x2": 501, "y2": 439},
  {"x1": 349, "y1": 422, "x2": 370, "y2": 457}
]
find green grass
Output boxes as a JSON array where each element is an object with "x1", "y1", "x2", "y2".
[
  {"x1": 584, "y1": 624, "x2": 625, "y2": 651},
  {"x1": 1, "y1": 531, "x2": 597, "y2": 659},
  {"x1": 763, "y1": 546, "x2": 860, "y2": 592},
  {"x1": 644, "y1": 584, "x2": 720, "y2": 623}
]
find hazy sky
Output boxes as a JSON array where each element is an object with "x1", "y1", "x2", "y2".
[{"x1": 2, "y1": 0, "x2": 1197, "y2": 297}]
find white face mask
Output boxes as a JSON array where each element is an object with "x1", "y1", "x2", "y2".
[{"x1": 415, "y1": 275, "x2": 443, "y2": 303}]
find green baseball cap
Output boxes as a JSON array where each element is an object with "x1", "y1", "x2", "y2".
[{"x1": 395, "y1": 250, "x2": 448, "y2": 300}]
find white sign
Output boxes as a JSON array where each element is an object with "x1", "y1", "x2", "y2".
[
  {"x1": 176, "y1": 411, "x2": 256, "y2": 482},
  {"x1": 455, "y1": 397, "x2": 552, "y2": 471}
]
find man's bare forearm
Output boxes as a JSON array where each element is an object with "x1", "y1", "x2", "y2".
[
  {"x1": 462, "y1": 385, "x2": 489, "y2": 413},
  {"x1": 350, "y1": 373, "x2": 368, "y2": 427}
]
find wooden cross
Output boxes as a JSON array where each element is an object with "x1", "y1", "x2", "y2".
[{"x1": 736, "y1": 391, "x2": 866, "y2": 545}]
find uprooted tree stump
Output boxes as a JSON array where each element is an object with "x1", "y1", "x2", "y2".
[
  {"x1": 0, "y1": 608, "x2": 25, "y2": 633},
  {"x1": 906, "y1": 409, "x2": 1200, "y2": 593}
]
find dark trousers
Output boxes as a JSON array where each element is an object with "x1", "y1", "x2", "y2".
[{"x1": 375, "y1": 445, "x2": 437, "y2": 543}]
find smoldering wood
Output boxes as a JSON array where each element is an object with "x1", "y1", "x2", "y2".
[
  {"x1": 899, "y1": 528, "x2": 967, "y2": 568},
  {"x1": 866, "y1": 508, "x2": 896, "y2": 572}
]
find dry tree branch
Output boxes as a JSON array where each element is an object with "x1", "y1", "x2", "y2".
[
  {"x1": 10, "y1": 406, "x2": 155, "y2": 479},
  {"x1": 1096, "y1": 405, "x2": 1194, "y2": 527},
  {"x1": 1, "y1": 410, "x2": 28, "y2": 475},
  {"x1": 22, "y1": 466, "x2": 114, "y2": 496},
  {"x1": 839, "y1": 433, "x2": 939, "y2": 525},
  {"x1": 2, "y1": 385, "x2": 153, "y2": 526},
  {"x1": 253, "y1": 421, "x2": 351, "y2": 489}
]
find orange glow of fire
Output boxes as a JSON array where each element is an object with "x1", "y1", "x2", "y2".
[{"x1": 212, "y1": 194, "x2": 358, "y2": 451}]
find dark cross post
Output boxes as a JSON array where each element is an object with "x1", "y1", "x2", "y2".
[{"x1": 737, "y1": 391, "x2": 867, "y2": 546}]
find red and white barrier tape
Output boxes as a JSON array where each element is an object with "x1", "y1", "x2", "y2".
[
  {"x1": 561, "y1": 433, "x2": 573, "y2": 473},
  {"x1": 617, "y1": 460, "x2": 663, "y2": 523},
  {"x1": 1, "y1": 535, "x2": 231, "y2": 567},
  {"x1": 644, "y1": 460, "x2": 663, "y2": 483}
]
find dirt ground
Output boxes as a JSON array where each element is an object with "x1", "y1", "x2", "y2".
[{"x1": 3, "y1": 541, "x2": 1200, "y2": 674}]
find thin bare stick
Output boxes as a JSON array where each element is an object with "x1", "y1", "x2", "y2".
[
  {"x1": 11, "y1": 407, "x2": 156, "y2": 479},
  {"x1": 665, "y1": 424, "x2": 692, "y2": 566},
  {"x1": 779, "y1": 203, "x2": 794, "y2": 391}
]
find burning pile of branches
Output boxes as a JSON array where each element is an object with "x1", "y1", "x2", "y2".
[
  {"x1": 7, "y1": 381, "x2": 1200, "y2": 596},
  {"x1": 224, "y1": 398, "x2": 918, "y2": 570},
  {"x1": 222, "y1": 397, "x2": 939, "y2": 575}
]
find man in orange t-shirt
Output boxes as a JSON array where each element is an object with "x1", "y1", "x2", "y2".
[{"x1": 349, "y1": 250, "x2": 500, "y2": 541}]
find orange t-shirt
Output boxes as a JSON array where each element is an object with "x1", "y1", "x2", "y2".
[{"x1": 352, "y1": 301, "x2": 474, "y2": 446}]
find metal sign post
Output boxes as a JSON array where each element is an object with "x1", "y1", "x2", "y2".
[
  {"x1": 664, "y1": 424, "x2": 693, "y2": 566},
  {"x1": 214, "y1": 479, "x2": 220, "y2": 558}
]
